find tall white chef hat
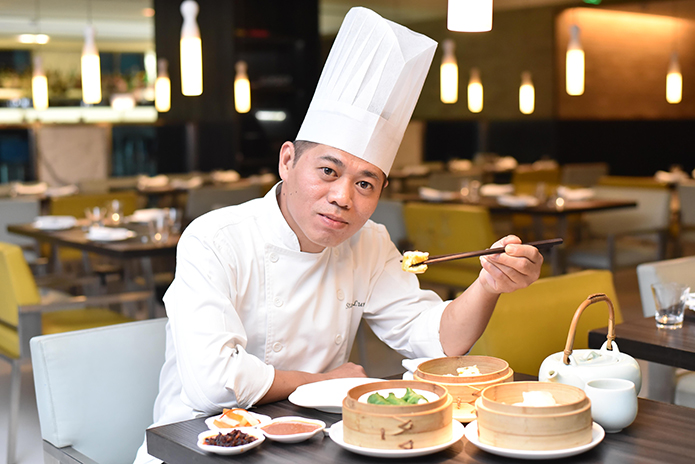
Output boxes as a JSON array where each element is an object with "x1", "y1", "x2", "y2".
[{"x1": 296, "y1": 7, "x2": 437, "y2": 176}]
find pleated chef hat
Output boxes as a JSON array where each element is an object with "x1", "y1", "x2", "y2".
[{"x1": 296, "y1": 7, "x2": 437, "y2": 176}]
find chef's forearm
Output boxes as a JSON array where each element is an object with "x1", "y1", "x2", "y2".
[
  {"x1": 439, "y1": 278, "x2": 499, "y2": 356},
  {"x1": 256, "y1": 370, "x2": 322, "y2": 404}
]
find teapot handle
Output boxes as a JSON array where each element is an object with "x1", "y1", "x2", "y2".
[{"x1": 562, "y1": 293, "x2": 616, "y2": 365}]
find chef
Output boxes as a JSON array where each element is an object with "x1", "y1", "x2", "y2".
[{"x1": 135, "y1": 7, "x2": 541, "y2": 463}]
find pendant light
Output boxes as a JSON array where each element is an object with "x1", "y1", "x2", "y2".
[
  {"x1": 81, "y1": 24, "x2": 101, "y2": 104},
  {"x1": 31, "y1": 0, "x2": 48, "y2": 110},
  {"x1": 448, "y1": 0, "x2": 493, "y2": 32},
  {"x1": 32, "y1": 56, "x2": 48, "y2": 111},
  {"x1": 566, "y1": 24, "x2": 584, "y2": 96},
  {"x1": 467, "y1": 68, "x2": 483, "y2": 113},
  {"x1": 155, "y1": 58, "x2": 171, "y2": 112},
  {"x1": 666, "y1": 51, "x2": 682, "y2": 104},
  {"x1": 234, "y1": 61, "x2": 251, "y2": 113},
  {"x1": 519, "y1": 71, "x2": 534, "y2": 115},
  {"x1": 440, "y1": 39, "x2": 458, "y2": 104},
  {"x1": 180, "y1": 0, "x2": 202, "y2": 96}
]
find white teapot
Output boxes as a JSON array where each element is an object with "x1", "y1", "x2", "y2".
[{"x1": 538, "y1": 294, "x2": 642, "y2": 394}]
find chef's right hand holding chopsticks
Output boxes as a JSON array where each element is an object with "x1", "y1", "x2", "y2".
[{"x1": 478, "y1": 235, "x2": 543, "y2": 294}]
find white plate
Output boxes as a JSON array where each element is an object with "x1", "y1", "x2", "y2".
[
  {"x1": 197, "y1": 428, "x2": 265, "y2": 455},
  {"x1": 205, "y1": 411, "x2": 271, "y2": 431},
  {"x1": 328, "y1": 420, "x2": 464, "y2": 458},
  {"x1": 260, "y1": 416, "x2": 325, "y2": 443},
  {"x1": 497, "y1": 195, "x2": 540, "y2": 208},
  {"x1": 288, "y1": 378, "x2": 384, "y2": 414},
  {"x1": 464, "y1": 420, "x2": 605, "y2": 460},
  {"x1": 33, "y1": 216, "x2": 77, "y2": 230},
  {"x1": 86, "y1": 227, "x2": 137, "y2": 242}
]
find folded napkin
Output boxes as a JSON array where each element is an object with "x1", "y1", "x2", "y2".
[
  {"x1": 86, "y1": 226, "x2": 136, "y2": 241},
  {"x1": 655, "y1": 170, "x2": 690, "y2": 184},
  {"x1": 33, "y1": 216, "x2": 77, "y2": 230},
  {"x1": 137, "y1": 175, "x2": 169, "y2": 189},
  {"x1": 210, "y1": 170, "x2": 241, "y2": 183},
  {"x1": 497, "y1": 194, "x2": 540, "y2": 208},
  {"x1": 686, "y1": 293, "x2": 695, "y2": 310},
  {"x1": 557, "y1": 186, "x2": 595, "y2": 201},
  {"x1": 13, "y1": 182, "x2": 48, "y2": 195},
  {"x1": 480, "y1": 183, "x2": 514, "y2": 197},
  {"x1": 248, "y1": 173, "x2": 278, "y2": 184},
  {"x1": 400, "y1": 164, "x2": 431, "y2": 176},
  {"x1": 494, "y1": 156, "x2": 518, "y2": 171},
  {"x1": 448, "y1": 159, "x2": 473, "y2": 172},
  {"x1": 401, "y1": 358, "x2": 433, "y2": 380},
  {"x1": 170, "y1": 176, "x2": 203, "y2": 189},
  {"x1": 418, "y1": 186, "x2": 459, "y2": 201},
  {"x1": 129, "y1": 208, "x2": 167, "y2": 223},
  {"x1": 45, "y1": 184, "x2": 79, "y2": 197}
]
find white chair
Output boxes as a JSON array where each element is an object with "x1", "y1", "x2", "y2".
[
  {"x1": 678, "y1": 183, "x2": 695, "y2": 254},
  {"x1": 369, "y1": 199, "x2": 409, "y2": 252},
  {"x1": 184, "y1": 184, "x2": 262, "y2": 221},
  {"x1": 0, "y1": 197, "x2": 41, "y2": 262},
  {"x1": 636, "y1": 257, "x2": 695, "y2": 407},
  {"x1": 31, "y1": 318, "x2": 167, "y2": 464},
  {"x1": 565, "y1": 186, "x2": 671, "y2": 272}
]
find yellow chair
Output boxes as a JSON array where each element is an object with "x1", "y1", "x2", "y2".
[
  {"x1": 403, "y1": 202, "x2": 496, "y2": 293},
  {"x1": 0, "y1": 242, "x2": 144, "y2": 464},
  {"x1": 469, "y1": 270, "x2": 623, "y2": 376}
]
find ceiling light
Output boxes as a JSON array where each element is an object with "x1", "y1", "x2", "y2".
[
  {"x1": 440, "y1": 39, "x2": 458, "y2": 104},
  {"x1": 566, "y1": 24, "x2": 585, "y2": 96},
  {"x1": 180, "y1": 0, "x2": 203, "y2": 96},
  {"x1": 519, "y1": 71, "x2": 534, "y2": 115},
  {"x1": 32, "y1": 56, "x2": 48, "y2": 111},
  {"x1": 666, "y1": 52, "x2": 682, "y2": 104},
  {"x1": 81, "y1": 24, "x2": 102, "y2": 104},
  {"x1": 448, "y1": 0, "x2": 493, "y2": 33},
  {"x1": 467, "y1": 68, "x2": 483, "y2": 113},
  {"x1": 234, "y1": 61, "x2": 251, "y2": 113},
  {"x1": 155, "y1": 58, "x2": 171, "y2": 112}
]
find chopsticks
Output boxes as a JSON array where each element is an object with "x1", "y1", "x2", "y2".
[{"x1": 409, "y1": 238, "x2": 563, "y2": 266}]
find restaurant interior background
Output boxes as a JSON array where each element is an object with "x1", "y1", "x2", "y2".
[{"x1": 1, "y1": 0, "x2": 694, "y2": 183}]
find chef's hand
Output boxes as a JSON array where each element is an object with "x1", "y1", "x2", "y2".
[
  {"x1": 323, "y1": 362, "x2": 367, "y2": 380},
  {"x1": 478, "y1": 235, "x2": 542, "y2": 294}
]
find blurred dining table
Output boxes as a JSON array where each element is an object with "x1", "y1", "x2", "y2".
[
  {"x1": 588, "y1": 311, "x2": 695, "y2": 371},
  {"x1": 145, "y1": 372, "x2": 695, "y2": 464},
  {"x1": 7, "y1": 220, "x2": 178, "y2": 317},
  {"x1": 391, "y1": 193, "x2": 638, "y2": 275}
]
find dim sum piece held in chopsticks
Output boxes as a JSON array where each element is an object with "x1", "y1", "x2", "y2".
[{"x1": 402, "y1": 251, "x2": 429, "y2": 274}]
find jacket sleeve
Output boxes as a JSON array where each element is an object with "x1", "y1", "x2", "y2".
[
  {"x1": 360, "y1": 226, "x2": 449, "y2": 359},
  {"x1": 163, "y1": 230, "x2": 274, "y2": 414}
]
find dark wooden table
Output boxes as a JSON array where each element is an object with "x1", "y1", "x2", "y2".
[
  {"x1": 589, "y1": 312, "x2": 695, "y2": 371},
  {"x1": 146, "y1": 374, "x2": 695, "y2": 464},
  {"x1": 390, "y1": 194, "x2": 637, "y2": 275}
]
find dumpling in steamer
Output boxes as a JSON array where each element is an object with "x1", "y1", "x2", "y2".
[{"x1": 402, "y1": 251, "x2": 429, "y2": 274}]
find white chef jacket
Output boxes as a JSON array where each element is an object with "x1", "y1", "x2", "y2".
[{"x1": 134, "y1": 183, "x2": 448, "y2": 464}]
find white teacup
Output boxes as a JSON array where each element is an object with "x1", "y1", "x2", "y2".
[{"x1": 585, "y1": 378, "x2": 638, "y2": 433}]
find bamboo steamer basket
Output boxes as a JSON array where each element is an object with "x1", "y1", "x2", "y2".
[
  {"x1": 476, "y1": 381, "x2": 592, "y2": 451},
  {"x1": 342, "y1": 380, "x2": 453, "y2": 450},
  {"x1": 414, "y1": 356, "x2": 513, "y2": 422}
]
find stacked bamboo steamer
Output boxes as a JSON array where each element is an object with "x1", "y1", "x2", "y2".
[
  {"x1": 414, "y1": 356, "x2": 513, "y2": 422},
  {"x1": 342, "y1": 380, "x2": 453, "y2": 450},
  {"x1": 475, "y1": 381, "x2": 593, "y2": 450}
]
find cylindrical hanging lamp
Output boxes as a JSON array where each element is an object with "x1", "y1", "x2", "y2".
[
  {"x1": 566, "y1": 24, "x2": 584, "y2": 96},
  {"x1": 440, "y1": 39, "x2": 458, "y2": 104},
  {"x1": 234, "y1": 61, "x2": 251, "y2": 113},
  {"x1": 467, "y1": 68, "x2": 483, "y2": 113},
  {"x1": 155, "y1": 58, "x2": 171, "y2": 112},
  {"x1": 448, "y1": 0, "x2": 493, "y2": 32},
  {"x1": 180, "y1": 0, "x2": 202, "y2": 96},
  {"x1": 519, "y1": 71, "x2": 535, "y2": 115},
  {"x1": 81, "y1": 25, "x2": 102, "y2": 104},
  {"x1": 666, "y1": 51, "x2": 682, "y2": 104},
  {"x1": 32, "y1": 56, "x2": 48, "y2": 111}
]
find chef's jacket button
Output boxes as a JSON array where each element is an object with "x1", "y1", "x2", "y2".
[
  {"x1": 272, "y1": 342, "x2": 283, "y2": 352},
  {"x1": 333, "y1": 248, "x2": 340, "y2": 257},
  {"x1": 335, "y1": 334, "x2": 343, "y2": 345},
  {"x1": 337, "y1": 289, "x2": 345, "y2": 300},
  {"x1": 269, "y1": 253, "x2": 279, "y2": 263},
  {"x1": 273, "y1": 297, "x2": 283, "y2": 307}
]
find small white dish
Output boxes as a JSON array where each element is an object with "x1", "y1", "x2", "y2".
[
  {"x1": 328, "y1": 420, "x2": 464, "y2": 458},
  {"x1": 464, "y1": 420, "x2": 605, "y2": 460},
  {"x1": 197, "y1": 428, "x2": 264, "y2": 455},
  {"x1": 497, "y1": 194, "x2": 540, "y2": 208},
  {"x1": 260, "y1": 416, "x2": 325, "y2": 443},
  {"x1": 33, "y1": 216, "x2": 77, "y2": 230},
  {"x1": 86, "y1": 227, "x2": 136, "y2": 242},
  {"x1": 205, "y1": 411, "x2": 271, "y2": 431},
  {"x1": 288, "y1": 378, "x2": 383, "y2": 414}
]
